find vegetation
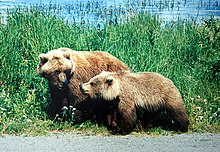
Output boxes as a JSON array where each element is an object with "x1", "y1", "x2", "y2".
[{"x1": 0, "y1": 3, "x2": 219, "y2": 135}]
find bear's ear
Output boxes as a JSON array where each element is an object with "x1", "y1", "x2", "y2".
[
  {"x1": 106, "y1": 76, "x2": 115, "y2": 85},
  {"x1": 63, "y1": 53, "x2": 71, "y2": 60},
  {"x1": 39, "y1": 53, "x2": 48, "y2": 66},
  {"x1": 58, "y1": 48, "x2": 72, "y2": 52},
  {"x1": 63, "y1": 52, "x2": 76, "y2": 74},
  {"x1": 100, "y1": 71, "x2": 107, "y2": 75}
]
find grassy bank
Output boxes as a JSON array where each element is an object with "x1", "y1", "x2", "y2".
[{"x1": 0, "y1": 4, "x2": 219, "y2": 135}]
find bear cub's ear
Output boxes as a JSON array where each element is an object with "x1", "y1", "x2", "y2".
[
  {"x1": 106, "y1": 76, "x2": 115, "y2": 85},
  {"x1": 63, "y1": 53, "x2": 71, "y2": 60},
  {"x1": 39, "y1": 53, "x2": 48, "y2": 66}
]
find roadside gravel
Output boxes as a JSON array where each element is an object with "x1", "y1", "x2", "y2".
[{"x1": 0, "y1": 133, "x2": 219, "y2": 152}]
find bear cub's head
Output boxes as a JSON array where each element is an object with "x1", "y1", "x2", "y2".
[
  {"x1": 80, "y1": 71, "x2": 120, "y2": 101},
  {"x1": 37, "y1": 48, "x2": 75, "y2": 90}
]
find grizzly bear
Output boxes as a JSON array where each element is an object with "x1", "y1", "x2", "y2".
[
  {"x1": 37, "y1": 48, "x2": 130, "y2": 123},
  {"x1": 80, "y1": 71, "x2": 189, "y2": 134}
]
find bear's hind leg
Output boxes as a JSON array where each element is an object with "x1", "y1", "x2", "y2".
[
  {"x1": 166, "y1": 100, "x2": 189, "y2": 132},
  {"x1": 139, "y1": 111, "x2": 161, "y2": 130}
]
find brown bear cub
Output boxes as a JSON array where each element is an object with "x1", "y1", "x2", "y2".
[
  {"x1": 80, "y1": 71, "x2": 189, "y2": 134},
  {"x1": 37, "y1": 48, "x2": 130, "y2": 123}
]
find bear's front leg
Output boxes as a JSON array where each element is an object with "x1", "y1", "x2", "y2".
[
  {"x1": 107, "y1": 110, "x2": 117, "y2": 128},
  {"x1": 48, "y1": 86, "x2": 67, "y2": 117},
  {"x1": 107, "y1": 109, "x2": 121, "y2": 134},
  {"x1": 117, "y1": 101, "x2": 137, "y2": 135}
]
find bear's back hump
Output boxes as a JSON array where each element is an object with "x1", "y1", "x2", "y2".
[{"x1": 74, "y1": 51, "x2": 130, "y2": 72}]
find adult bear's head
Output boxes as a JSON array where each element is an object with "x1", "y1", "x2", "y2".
[{"x1": 37, "y1": 48, "x2": 75, "y2": 90}]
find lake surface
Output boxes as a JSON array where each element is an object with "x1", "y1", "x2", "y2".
[{"x1": 0, "y1": 0, "x2": 220, "y2": 25}]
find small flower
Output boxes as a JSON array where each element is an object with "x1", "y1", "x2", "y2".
[
  {"x1": 197, "y1": 95, "x2": 201, "y2": 99},
  {"x1": 1, "y1": 89, "x2": 6, "y2": 96},
  {"x1": 72, "y1": 108, "x2": 76, "y2": 111},
  {"x1": 191, "y1": 98, "x2": 194, "y2": 101},
  {"x1": 204, "y1": 99, "x2": 207, "y2": 102},
  {"x1": 209, "y1": 108, "x2": 212, "y2": 110},
  {"x1": 218, "y1": 108, "x2": 220, "y2": 111},
  {"x1": 213, "y1": 112, "x2": 217, "y2": 117},
  {"x1": 69, "y1": 105, "x2": 73, "y2": 109},
  {"x1": 0, "y1": 107, "x2": 6, "y2": 111},
  {"x1": 26, "y1": 119, "x2": 32, "y2": 123},
  {"x1": 196, "y1": 106, "x2": 201, "y2": 111},
  {"x1": 198, "y1": 116, "x2": 203, "y2": 120},
  {"x1": 62, "y1": 106, "x2": 68, "y2": 110}
]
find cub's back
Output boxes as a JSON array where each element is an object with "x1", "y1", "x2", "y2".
[{"x1": 120, "y1": 72, "x2": 175, "y2": 94}]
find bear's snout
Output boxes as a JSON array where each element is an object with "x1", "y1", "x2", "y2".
[
  {"x1": 57, "y1": 78, "x2": 69, "y2": 90},
  {"x1": 63, "y1": 79, "x2": 69, "y2": 86},
  {"x1": 79, "y1": 84, "x2": 88, "y2": 95}
]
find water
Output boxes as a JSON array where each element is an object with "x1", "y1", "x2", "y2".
[{"x1": 0, "y1": 0, "x2": 220, "y2": 25}]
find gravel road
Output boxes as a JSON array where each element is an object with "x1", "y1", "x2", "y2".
[{"x1": 0, "y1": 133, "x2": 219, "y2": 152}]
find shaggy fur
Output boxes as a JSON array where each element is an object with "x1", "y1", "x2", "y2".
[
  {"x1": 37, "y1": 48, "x2": 130, "y2": 123},
  {"x1": 80, "y1": 71, "x2": 189, "y2": 134}
]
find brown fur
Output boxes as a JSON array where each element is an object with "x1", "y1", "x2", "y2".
[
  {"x1": 37, "y1": 48, "x2": 130, "y2": 123},
  {"x1": 80, "y1": 71, "x2": 189, "y2": 134}
]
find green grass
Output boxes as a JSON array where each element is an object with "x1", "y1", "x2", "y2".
[{"x1": 0, "y1": 3, "x2": 219, "y2": 135}]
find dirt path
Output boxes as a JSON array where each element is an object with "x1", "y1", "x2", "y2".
[{"x1": 0, "y1": 133, "x2": 219, "y2": 152}]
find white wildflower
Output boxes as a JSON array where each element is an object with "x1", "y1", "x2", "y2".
[
  {"x1": 198, "y1": 116, "x2": 203, "y2": 120},
  {"x1": 1, "y1": 89, "x2": 6, "y2": 96},
  {"x1": 0, "y1": 107, "x2": 6, "y2": 111},
  {"x1": 62, "y1": 106, "x2": 68, "y2": 110},
  {"x1": 196, "y1": 106, "x2": 201, "y2": 111},
  {"x1": 26, "y1": 119, "x2": 32, "y2": 123}
]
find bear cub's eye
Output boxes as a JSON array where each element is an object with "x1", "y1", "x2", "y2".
[{"x1": 90, "y1": 82, "x2": 95, "y2": 86}]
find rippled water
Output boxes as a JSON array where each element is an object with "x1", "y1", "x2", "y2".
[{"x1": 0, "y1": 0, "x2": 220, "y2": 24}]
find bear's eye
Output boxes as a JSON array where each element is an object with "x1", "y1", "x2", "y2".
[
  {"x1": 64, "y1": 54, "x2": 70, "y2": 60},
  {"x1": 64, "y1": 69, "x2": 70, "y2": 75},
  {"x1": 65, "y1": 56, "x2": 70, "y2": 60},
  {"x1": 42, "y1": 72, "x2": 49, "y2": 78},
  {"x1": 54, "y1": 70, "x2": 60, "y2": 75},
  {"x1": 106, "y1": 79, "x2": 113, "y2": 85},
  {"x1": 90, "y1": 82, "x2": 95, "y2": 87}
]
